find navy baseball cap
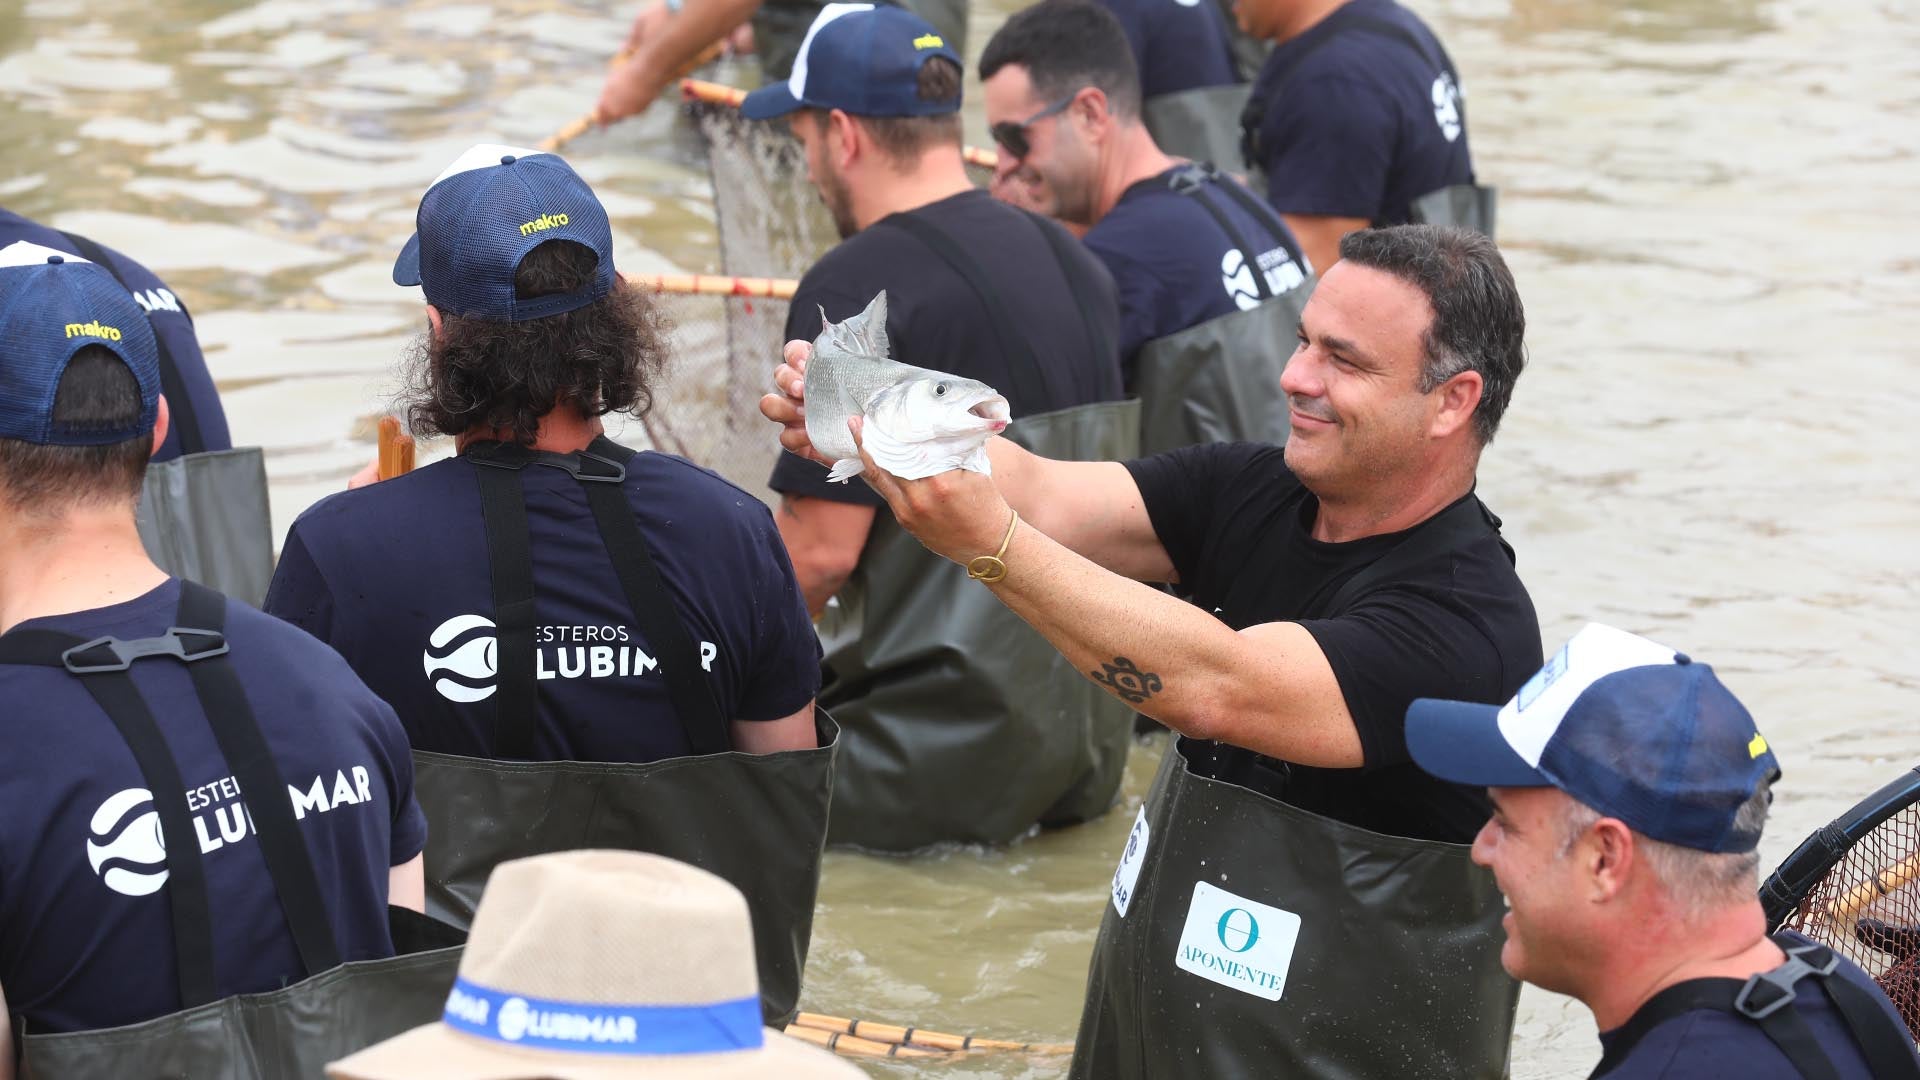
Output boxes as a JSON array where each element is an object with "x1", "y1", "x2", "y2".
[
  {"x1": 1407, "y1": 623, "x2": 1782, "y2": 854},
  {"x1": 393, "y1": 144, "x2": 616, "y2": 322},
  {"x1": 0, "y1": 241, "x2": 159, "y2": 446},
  {"x1": 740, "y1": 3, "x2": 962, "y2": 120}
]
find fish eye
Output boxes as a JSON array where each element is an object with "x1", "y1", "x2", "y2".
[{"x1": 934, "y1": 382, "x2": 949, "y2": 396}]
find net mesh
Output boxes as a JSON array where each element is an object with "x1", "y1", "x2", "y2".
[
  {"x1": 1777, "y1": 801, "x2": 1920, "y2": 1043},
  {"x1": 615, "y1": 100, "x2": 994, "y2": 501}
]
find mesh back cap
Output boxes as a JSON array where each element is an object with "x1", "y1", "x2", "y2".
[
  {"x1": 0, "y1": 241, "x2": 160, "y2": 446},
  {"x1": 392, "y1": 144, "x2": 616, "y2": 322},
  {"x1": 1407, "y1": 623, "x2": 1783, "y2": 853},
  {"x1": 739, "y1": 3, "x2": 963, "y2": 120}
]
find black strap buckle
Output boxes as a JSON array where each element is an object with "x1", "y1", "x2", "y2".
[
  {"x1": 469, "y1": 441, "x2": 626, "y2": 483},
  {"x1": 1735, "y1": 942, "x2": 1840, "y2": 1020},
  {"x1": 61, "y1": 627, "x2": 230, "y2": 674}
]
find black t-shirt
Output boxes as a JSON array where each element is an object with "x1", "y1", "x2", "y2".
[
  {"x1": 770, "y1": 189, "x2": 1125, "y2": 506},
  {"x1": 1593, "y1": 932, "x2": 1920, "y2": 1078},
  {"x1": 0, "y1": 208, "x2": 232, "y2": 463},
  {"x1": 1126, "y1": 441, "x2": 1540, "y2": 841},
  {"x1": 1247, "y1": 0, "x2": 1475, "y2": 225},
  {"x1": 1096, "y1": 0, "x2": 1240, "y2": 100}
]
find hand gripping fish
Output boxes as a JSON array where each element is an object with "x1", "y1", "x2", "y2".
[{"x1": 805, "y1": 291, "x2": 1011, "y2": 483}]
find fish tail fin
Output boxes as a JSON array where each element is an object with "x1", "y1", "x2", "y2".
[{"x1": 826, "y1": 458, "x2": 866, "y2": 484}]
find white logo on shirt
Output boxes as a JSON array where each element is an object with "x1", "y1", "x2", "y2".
[
  {"x1": 1432, "y1": 72, "x2": 1463, "y2": 142},
  {"x1": 424, "y1": 613, "x2": 720, "y2": 704},
  {"x1": 1220, "y1": 247, "x2": 1310, "y2": 311},
  {"x1": 87, "y1": 788, "x2": 169, "y2": 897}
]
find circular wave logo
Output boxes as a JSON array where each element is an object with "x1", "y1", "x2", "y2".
[
  {"x1": 1220, "y1": 249, "x2": 1263, "y2": 312},
  {"x1": 1431, "y1": 72, "x2": 1463, "y2": 142},
  {"x1": 86, "y1": 788, "x2": 169, "y2": 897},
  {"x1": 424, "y1": 614, "x2": 499, "y2": 703},
  {"x1": 496, "y1": 996, "x2": 530, "y2": 1042}
]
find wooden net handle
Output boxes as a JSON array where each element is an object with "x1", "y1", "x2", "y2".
[{"x1": 1828, "y1": 850, "x2": 1920, "y2": 928}]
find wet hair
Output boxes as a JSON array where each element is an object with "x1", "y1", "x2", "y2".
[
  {"x1": 0, "y1": 345, "x2": 151, "y2": 510},
  {"x1": 1338, "y1": 226, "x2": 1527, "y2": 444},
  {"x1": 402, "y1": 239, "x2": 671, "y2": 445},
  {"x1": 977, "y1": 0, "x2": 1142, "y2": 120},
  {"x1": 804, "y1": 57, "x2": 963, "y2": 164}
]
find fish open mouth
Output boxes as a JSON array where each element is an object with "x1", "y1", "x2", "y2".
[{"x1": 970, "y1": 398, "x2": 1011, "y2": 429}]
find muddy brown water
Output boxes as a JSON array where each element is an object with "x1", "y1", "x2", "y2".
[{"x1": 3, "y1": 0, "x2": 1917, "y2": 1075}]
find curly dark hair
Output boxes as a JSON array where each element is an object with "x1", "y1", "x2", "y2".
[{"x1": 402, "y1": 239, "x2": 672, "y2": 445}]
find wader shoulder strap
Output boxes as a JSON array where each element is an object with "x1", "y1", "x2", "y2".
[
  {"x1": 1167, "y1": 165, "x2": 1276, "y2": 302},
  {"x1": 1589, "y1": 937, "x2": 1920, "y2": 1080},
  {"x1": 875, "y1": 213, "x2": 1055, "y2": 410},
  {"x1": 1025, "y1": 210, "x2": 1117, "y2": 373},
  {"x1": 57, "y1": 229, "x2": 207, "y2": 456},
  {"x1": 467, "y1": 441, "x2": 731, "y2": 758},
  {"x1": 173, "y1": 582, "x2": 343, "y2": 977},
  {"x1": 1316, "y1": 494, "x2": 1509, "y2": 619}
]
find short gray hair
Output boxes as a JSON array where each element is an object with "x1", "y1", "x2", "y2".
[
  {"x1": 1557, "y1": 781, "x2": 1771, "y2": 919},
  {"x1": 1337, "y1": 225, "x2": 1527, "y2": 444}
]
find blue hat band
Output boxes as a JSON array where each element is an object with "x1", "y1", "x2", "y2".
[{"x1": 440, "y1": 977, "x2": 764, "y2": 1056}]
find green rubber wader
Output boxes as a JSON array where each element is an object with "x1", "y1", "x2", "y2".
[
  {"x1": 751, "y1": 0, "x2": 968, "y2": 83},
  {"x1": 1132, "y1": 283, "x2": 1312, "y2": 455},
  {"x1": 1068, "y1": 737, "x2": 1518, "y2": 1079},
  {"x1": 1410, "y1": 183, "x2": 1499, "y2": 237},
  {"x1": 136, "y1": 448, "x2": 275, "y2": 608},
  {"x1": 1143, "y1": 85, "x2": 1255, "y2": 171},
  {"x1": 412, "y1": 712, "x2": 838, "y2": 1026},
  {"x1": 19, "y1": 908, "x2": 464, "y2": 1080},
  {"x1": 817, "y1": 400, "x2": 1141, "y2": 851}
]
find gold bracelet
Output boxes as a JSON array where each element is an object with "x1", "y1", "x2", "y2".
[{"x1": 966, "y1": 510, "x2": 1020, "y2": 584}]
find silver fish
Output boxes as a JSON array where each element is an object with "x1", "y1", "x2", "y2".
[{"x1": 805, "y1": 291, "x2": 1011, "y2": 483}]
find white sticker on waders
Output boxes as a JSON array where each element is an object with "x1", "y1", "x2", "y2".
[
  {"x1": 1173, "y1": 881, "x2": 1302, "y2": 1001},
  {"x1": 1110, "y1": 806, "x2": 1150, "y2": 917}
]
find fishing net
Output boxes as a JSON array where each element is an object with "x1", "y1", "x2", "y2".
[
  {"x1": 1772, "y1": 780, "x2": 1920, "y2": 1043},
  {"x1": 618, "y1": 98, "x2": 994, "y2": 502}
]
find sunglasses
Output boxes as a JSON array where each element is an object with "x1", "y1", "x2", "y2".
[{"x1": 989, "y1": 90, "x2": 1080, "y2": 162}]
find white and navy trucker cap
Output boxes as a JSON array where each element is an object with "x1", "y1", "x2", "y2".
[
  {"x1": 739, "y1": 3, "x2": 962, "y2": 120},
  {"x1": 1406, "y1": 623, "x2": 1782, "y2": 853}
]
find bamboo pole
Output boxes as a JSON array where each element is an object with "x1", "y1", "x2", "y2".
[
  {"x1": 679, "y1": 78, "x2": 1002, "y2": 170},
  {"x1": 543, "y1": 45, "x2": 728, "y2": 152},
  {"x1": 782, "y1": 1023, "x2": 950, "y2": 1059},
  {"x1": 376, "y1": 416, "x2": 416, "y2": 481},
  {"x1": 790, "y1": 1012, "x2": 1074, "y2": 1054},
  {"x1": 1828, "y1": 851, "x2": 1920, "y2": 931},
  {"x1": 626, "y1": 271, "x2": 797, "y2": 299}
]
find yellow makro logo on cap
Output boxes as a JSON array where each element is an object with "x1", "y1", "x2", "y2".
[
  {"x1": 64, "y1": 321, "x2": 122, "y2": 341},
  {"x1": 913, "y1": 32, "x2": 944, "y2": 49},
  {"x1": 519, "y1": 213, "x2": 570, "y2": 237},
  {"x1": 1748, "y1": 733, "x2": 1769, "y2": 759}
]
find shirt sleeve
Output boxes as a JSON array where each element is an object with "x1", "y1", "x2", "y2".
[
  {"x1": 1299, "y1": 581, "x2": 1509, "y2": 770},
  {"x1": 263, "y1": 528, "x2": 336, "y2": 643},
  {"x1": 730, "y1": 510, "x2": 824, "y2": 722},
  {"x1": 1259, "y1": 71, "x2": 1398, "y2": 220},
  {"x1": 374, "y1": 697, "x2": 430, "y2": 865},
  {"x1": 1122, "y1": 442, "x2": 1262, "y2": 593}
]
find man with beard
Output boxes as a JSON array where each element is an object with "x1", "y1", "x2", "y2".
[
  {"x1": 743, "y1": 3, "x2": 1131, "y2": 850},
  {"x1": 764, "y1": 225, "x2": 1544, "y2": 1074}
]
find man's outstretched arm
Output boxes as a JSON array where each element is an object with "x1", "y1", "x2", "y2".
[{"x1": 597, "y1": 0, "x2": 759, "y2": 123}]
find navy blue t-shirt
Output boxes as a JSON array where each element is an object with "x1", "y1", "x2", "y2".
[
  {"x1": 0, "y1": 579, "x2": 426, "y2": 1034},
  {"x1": 1246, "y1": 0, "x2": 1475, "y2": 224},
  {"x1": 1593, "y1": 932, "x2": 1920, "y2": 1078},
  {"x1": 1083, "y1": 166, "x2": 1310, "y2": 372},
  {"x1": 265, "y1": 447, "x2": 821, "y2": 762},
  {"x1": 1096, "y1": 0, "x2": 1239, "y2": 99},
  {"x1": 0, "y1": 208, "x2": 232, "y2": 463}
]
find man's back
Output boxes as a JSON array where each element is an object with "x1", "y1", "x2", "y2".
[
  {"x1": 0, "y1": 209, "x2": 230, "y2": 463},
  {"x1": 772, "y1": 189, "x2": 1123, "y2": 500},
  {"x1": 266, "y1": 449, "x2": 821, "y2": 762},
  {"x1": 0, "y1": 580, "x2": 422, "y2": 1034},
  {"x1": 1096, "y1": 0, "x2": 1239, "y2": 100},
  {"x1": 1246, "y1": 0, "x2": 1474, "y2": 225}
]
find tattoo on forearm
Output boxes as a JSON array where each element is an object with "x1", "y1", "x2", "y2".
[{"x1": 1090, "y1": 656, "x2": 1163, "y2": 704}]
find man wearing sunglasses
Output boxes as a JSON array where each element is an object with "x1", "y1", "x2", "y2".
[
  {"x1": 740, "y1": 3, "x2": 1134, "y2": 852},
  {"x1": 981, "y1": 0, "x2": 1312, "y2": 452}
]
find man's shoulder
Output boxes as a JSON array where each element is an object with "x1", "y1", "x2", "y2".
[
  {"x1": 625, "y1": 449, "x2": 777, "y2": 531},
  {"x1": 289, "y1": 456, "x2": 468, "y2": 539}
]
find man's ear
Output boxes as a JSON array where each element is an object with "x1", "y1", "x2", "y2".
[
  {"x1": 827, "y1": 108, "x2": 860, "y2": 170},
  {"x1": 1587, "y1": 818, "x2": 1637, "y2": 904},
  {"x1": 1076, "y1": 86, "x2": 1115, "y2": 139},
  {"x1": 1430, "y1": 369, "x2": 1484, "y2": 441},
  {"x1": 151, "y1": 394, "x2": 171, "y2": 456},
  {"x1": 426, "y1": 303, "x2": 443, "y2": 341}
]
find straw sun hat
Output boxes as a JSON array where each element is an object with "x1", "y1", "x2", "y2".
[{"x1": 327, "y1": 851, "x2": 864, "y2": 1079}]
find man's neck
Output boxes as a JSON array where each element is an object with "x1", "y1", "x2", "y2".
[
  {"x1": 456, "y1": 409, "x2": 605, "y2": 455},
  {"x1": 1093, "y1": 123, "x2": 1179, "y2": 223},
  {"x1": 1582, "y1": 901, "x2": 1781, "y2": 1032},
  {"x1": 852, "y1": 149, "x2": 975, "y2": 230},
  {"x1": 0, "y1": 502, "x2": 168, "y2": 635},
  {"x1": 1273, "y1": 0, "x2": 1354, "y2": 43},
  {"x1": 1310, "y1": 451, "x2": 1477, "y2": 543}
]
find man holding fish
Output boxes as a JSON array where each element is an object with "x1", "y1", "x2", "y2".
[
  {"x1": 766, "y1": 223, "x2": 1541, "y2": 1077},
  {"x1": 742, "y1": 3, "x2": 1139, "y2": 853}
]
